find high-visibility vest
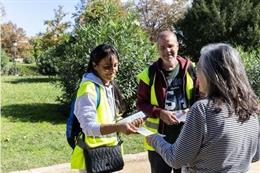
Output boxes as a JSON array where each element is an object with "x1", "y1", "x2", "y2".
[
  {"x1": 137, "y1": 65, "x2": 195, "y2": 151},
  {"x1": 71, "y1": 81, "x2": 118, "y2": 169}
]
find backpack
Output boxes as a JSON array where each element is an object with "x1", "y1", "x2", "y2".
[{"x1": 66, "y1": 83, "x2": 101, "y2": 149}]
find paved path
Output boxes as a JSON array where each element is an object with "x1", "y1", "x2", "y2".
[{"x1": 10, "y1": 152, "x2": 260, "y2": 173}]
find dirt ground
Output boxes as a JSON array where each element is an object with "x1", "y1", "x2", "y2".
[
  {"x1": 11, "y1": 152, "x2": 260, "y2": 173},
  {"x1": 120, "y1": 153, "x2": 260, "y2": 173}
]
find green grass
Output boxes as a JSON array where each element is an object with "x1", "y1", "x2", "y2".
[{"x1": 1, "y1": 76, "x2": 144, "y2": 172}]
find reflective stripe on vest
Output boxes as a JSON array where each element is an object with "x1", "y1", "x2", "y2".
[
  {"x1": 186, "y1": 72, "x2": 193, "y2": 100},
  {"x1": 137, "y1": 67, "x2": 194, "y2": 151},
  {"x1": 186, "y1": 62, "x2": 196, "y2": 100},
  {"x1": 71, "y1": 81, "x2": 118, "y2": 169}
]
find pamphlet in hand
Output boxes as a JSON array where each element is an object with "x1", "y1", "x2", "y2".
[
  {"x1": 175, "y1": 108, "x2": 189, "y2": 122},
  {"x1": 118, "y1": 111, "x2": 154, "y2": 136},
  {"x1": 118, "y1": 111, "x2": 146, "y2": 123},
  {"x1": 136, "y1": 127, "x2": 154, "y2": 136}
]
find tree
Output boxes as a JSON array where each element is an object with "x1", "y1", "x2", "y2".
[
  {"x1": 74, "y1": 0, "x2": 125, "y2": 26},
  {"x1": 54, "y1": 0, "x2": 158, "y2": 114},
  {"x1": 177, "y1": 0, "x2": 260, "y2": 59},
  {"x1": 136, "y1": 0, "x2": 188, "y2": 42},
  {"x1": 34, "y1": 5, "x2": 71, "y2": 51},
  {"x1": 72, "y1": 0, "x2": 87, "y2": 26},
  {"x1": 238, "y1": 47, "x2": 260, "y2": 97},
  {"x1": 1, "y1": 21, "x2": 32, "y2": 59},
  {"x1": 32, "y1": 5, "x2": 71, "y2": 75},
  {"x1": 42, "y1": 5, "x2": 70, "y2": 46}
]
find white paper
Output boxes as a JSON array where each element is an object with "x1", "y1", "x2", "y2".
[
  {"x1": 118, "y1": 111, "x2": 146, "y2": 123},
  {"x1": 175, "y1": 109, "x2": 189, "y2": 122},
  {"x1": 136, "y1": 127, "x2": 154, "y2": 136},
  {"x1": 118, "y1": 111, "x2": 155, "y2": 136}
]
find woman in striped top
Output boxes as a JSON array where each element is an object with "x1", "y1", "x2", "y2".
[{"x1": 146, "y1": 43, "x2": 260, "y2": 172}]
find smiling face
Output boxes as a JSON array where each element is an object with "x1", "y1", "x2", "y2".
[
  {"x1": 157, "y1": 32, "x2": 179, "y2": 70},
  {"x1": 94, "y1": 55, "x2": 118, "y2": 85}
]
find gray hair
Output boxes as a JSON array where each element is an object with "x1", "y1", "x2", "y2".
[{"x1": 198, "y1": 43, "x2": 259, "y2": 122}]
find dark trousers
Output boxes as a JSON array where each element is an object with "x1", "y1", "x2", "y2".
[{"x1": 148, "y1": 150, "x2": 181, "y2": 173}]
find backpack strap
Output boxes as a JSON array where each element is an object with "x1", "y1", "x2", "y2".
[
  {"x1": 67, "y1": 82, "x2": 101, "y2": 149},
  {"x1": 94, "y1": 83, "x2": 101, "y2": 108}
]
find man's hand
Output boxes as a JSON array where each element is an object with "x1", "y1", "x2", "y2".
[{"x1": 159, "y1": 109, "x2": 180, "y2": 125}]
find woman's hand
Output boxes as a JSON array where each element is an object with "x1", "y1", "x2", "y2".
[
  {"x1": 117, "y1": 118, "x2": 144, "y2": 135},
  {"x1": 131, "y1": 118, "x2": 144, "y2": 128},
  {"x1": 117, "y1": 122, "x2": 137, "y2": 135}
]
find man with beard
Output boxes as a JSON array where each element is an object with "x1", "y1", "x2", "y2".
[{"x1": 136, "y1": 30, "x2": 197, "y2": 173}]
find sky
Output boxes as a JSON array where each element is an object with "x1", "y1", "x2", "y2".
[
  {"x1": 1, "y1": 0, "x2": 176, "y2": 37},
  {"x1": 1, "y1": 0, "x2": 80, "y2": 37}
]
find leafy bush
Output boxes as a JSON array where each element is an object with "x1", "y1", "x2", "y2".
[
  {"x1": 177, "y1": 0, "x2": 260, "y2": 59},
  {"x1": 8, "y1": 65, "x2": 20, "y2": 76},
  {"x1": 55, "y1": 1, "x2": 158, "y2": 114},
  {"x1": 35, "y1": 32, "x2": 70, "y2": 75},
  {"x1": 23, "y1": 57, "x2": 35, "y2": 64},
  {"x1": 36, "y1": 47, "x2": 60, "y2": 75},
  {"x1": 238, "y1": 47, "x2": 260, "y2": 97},
  {"x1": 16, "y1": 63, "x2": 40, "y2": 76},
  {"x1": 1, "y1": 51, "x2": 11, "y2": 74}
]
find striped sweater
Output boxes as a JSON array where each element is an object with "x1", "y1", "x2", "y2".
[{"x1": 148, "y1": 99, "x2": 260, "y2": 173}]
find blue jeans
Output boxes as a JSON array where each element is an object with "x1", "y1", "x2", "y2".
[{"x1": 148, "y1": 150, "x2": 181, "y2": 173}]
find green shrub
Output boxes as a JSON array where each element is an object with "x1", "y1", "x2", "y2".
[
  {"x1": 23, "y1": 57, "x2": 35, "y2": 64},
  {"x1": 36, "y1": 48, "x2": 59, "y2": 75},
  {"x1": 16, "y1": 63, "x2": 40, "y2": 76},
  {"x1": 8, "y1": 65, "x2": 20, "y2": 76},
  {"x1": 238, "y1": 47, "x2": 260, "y2": 97},
  {"x1": 1, "y1": 51, "x2": 11, "y2": 74},
  {"x1": 55, "y1": 1, "x2": 158, "y2": 114}
]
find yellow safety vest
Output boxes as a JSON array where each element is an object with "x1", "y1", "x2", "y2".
[
  {"x1": 137, "y1": 64, "x2": 195, "y2": 151},
  {"x1": 71, "y1": 81, "x2": 118, "y2": 169}
]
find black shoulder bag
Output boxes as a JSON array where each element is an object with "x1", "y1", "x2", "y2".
[{"x1": 77, "y1": 135, "x2": 124, "y2": 173}]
